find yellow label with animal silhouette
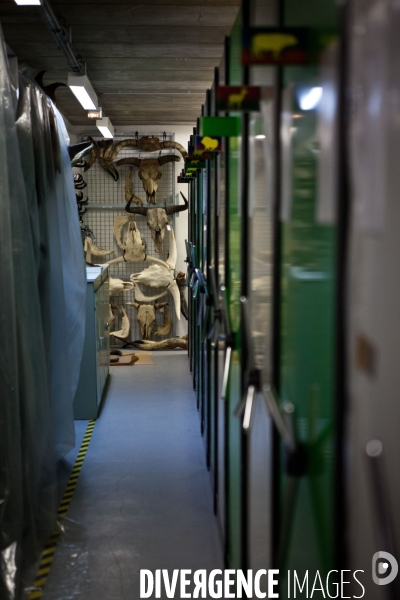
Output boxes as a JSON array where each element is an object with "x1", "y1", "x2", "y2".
[
  {"x1": 242, "y1": 27, "x2": 307, "y2": 65},
  {"x1": 216, "y1": 86, "x2": 260, "y2": 111}
]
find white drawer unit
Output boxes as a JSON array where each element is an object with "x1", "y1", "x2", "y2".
[{"x1": 73, "y1": 266, "x2": 110, "y2": 419}]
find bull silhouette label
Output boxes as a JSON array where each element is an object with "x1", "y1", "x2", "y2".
[{"x1": 242, "y1": 27, "x2": 307, "y2": 65}]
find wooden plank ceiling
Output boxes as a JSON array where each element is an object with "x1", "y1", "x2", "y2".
[{"x1": 0, "y1": 0, "x2": 240, "y2": 126}]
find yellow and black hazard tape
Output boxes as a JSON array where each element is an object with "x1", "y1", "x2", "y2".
[{"x1": 28, "y1": 420, "x2": 96, "y2": 600}]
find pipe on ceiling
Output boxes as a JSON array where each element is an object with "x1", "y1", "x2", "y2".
[{"x1": 39, "y1": 0, "x2": 83, "y2": 73}]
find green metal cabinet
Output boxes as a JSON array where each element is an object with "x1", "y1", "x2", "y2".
[
  {"x1": 277, "y1": 0, "x2": 339, "y2": 581},
  {"x1": 225, "y1": 11, "x2": 244, "y2": 569}
]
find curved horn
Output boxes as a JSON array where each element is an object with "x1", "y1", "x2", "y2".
[
  {"x1": 162, "y1": 140, "x2": 188, "y2": 159},
  {"x1": 125, "y1": 196, "x2": 148, "y2": 216},
  {"x1": 144, "y1": 255, "x2": 169, "y2": 269},
  {"x1": 167, "y1": 280, "x2": 181, "y2": 320},
  {"x1": 84, "y1": 137, "x2": 98, "y2": 171},
  {"x1": 109, "y1": 139, "x2": 139, "y2": 161},
  {"x1": 116, "y1": 157, "x2": 141, "y2": 168},
  {"x1": 165, "y1": 227, "x2": 177, "y2": 270},
  {"x1": 103, "y1": 140, "x2": 115, "y2": 160},
  {"x1": 44, "y1": 82, "x2": 67, "y2": 104},
  {"x1": 126, "y1": 301, "x2": 140, "y2": 309},
  {"x1": 69, "y1": 141, "x2": 93, "y2": 166},
  {"x1": 165, "y1": 191, "x2": 189, "y2": 215},
  {"x1": 34, "y1": 70, "x2": 46, "y2": 90},
  {"x1": 154, "y1": 302, "x2": 168, "y2": 310},
  {"x1": 106, "y1": 256, "x2": 125, "y2": 266},
  {"x1": 158, "y1": 155, "x2": 181, "y2": 166},
  {"x1": 99, "y1": 158, "x2": 119, "y2": 181}
]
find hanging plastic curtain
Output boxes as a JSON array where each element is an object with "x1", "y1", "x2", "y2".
[
  {"x1": 0, "y1": 27, "x2": 57, "y2": 599},
  {"x1": 0, "y1": 20, "x2": 86, "y2": 597},
  {"x1": 16, "y1": 70, "x2": 86, "y2": 460},
  {"x1": 49, "y1": 103, "x2": 87, "y2": 459}
]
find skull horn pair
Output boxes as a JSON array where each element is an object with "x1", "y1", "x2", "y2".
[
  {"x1": 124, "y1": 192, "x2": 189, "y2": 254},
  {"x1": 116, "y1": 155, "x2": 181, "y2": 204},
  {"x1": 126, "y1": 301, "x2": 172, "y2": 340},
  {"x1": 84, "y1": 135, "x2": 187, "y2": 187}
]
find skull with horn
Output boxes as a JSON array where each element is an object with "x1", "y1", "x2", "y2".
[
  {"x1": 83, "y1": 135, "x2": 188, "y2": 181},
  {"x1": 126, "y1": 301, "x2": 170, "y2": 340},
  {"x1": 116, "y1": 155, "x2": 181, "y2": 204},
  {"x1": 125, "y1": 192, "x2": 188, "y2": 253}
]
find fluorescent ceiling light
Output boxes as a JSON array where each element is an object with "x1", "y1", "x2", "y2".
[
  {"x1": 14, "y1": 0, "x2": 41, "y2": 4},
  {"x1": 68, "y1": 73, "x2": 98, "y2": 110},
  {"x1": 255, "y1": 134, "x2": 266, "y2": 139},
  {"x1": 298, "y1": 86, "x2": 323, "y2": 111},
  {"x1": 96, "y1": 117, "x2": 114, "y2": 139}
]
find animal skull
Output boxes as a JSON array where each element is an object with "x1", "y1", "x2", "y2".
[
  {"x1": 129, "y1": 228, "x2": 181, "y2": 319},
  {"x1": 107, "y1": 220, "x2": 146, "y2": 265},
  {"x1": 125, "y1": 191, "x2": 188, "y2": 253},
  {"x1": 109, "y1": 277, "x2": 134, "y2": 296},
  {"x1": 146, "y1": 208, "x2": 169, "y2": 253},
  {"x1": 116, "y1": 155, "x2": 181, "y2": 204},
  {"x1": 110, "y1": 136, "x2": 188, "y2": 157},
  {"x1": 113, "y1": 215, "x2": 136, "y2": 250},
  {"x1": 84, "y1": 136, "x2": 188, "y2": 181},
  {"x1": 84, "y1": 237, "x2": 115, "y2": 264},
  {"x1": 127, "y1": 301, "x2": 168, "y2": 340},
  {"x1": 110, "y1": 306, "x2": 130, "y2": 339}
]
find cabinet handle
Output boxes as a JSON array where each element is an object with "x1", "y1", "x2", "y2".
[
  {"x1": 243, "y1": 384, "x2": 256, "y2": 431},
  {"x1": 221, "y1": 346, "x2": 232, "y2": 401},
  {"x1": 263, "y1": 385, "x2": 296, "y2": 451}
]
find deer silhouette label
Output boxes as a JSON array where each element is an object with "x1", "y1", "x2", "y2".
[{"x1": 228, "y1": 88, "x2": 249, "y2": 109}]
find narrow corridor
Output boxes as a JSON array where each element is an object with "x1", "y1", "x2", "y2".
[{"x1": 43, "y1": 352, "x2": 223, "y2": 600}]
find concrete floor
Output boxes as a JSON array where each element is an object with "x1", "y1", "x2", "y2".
[{"x1": 43, "y1": 352, "x2": 223, "y2": 600}]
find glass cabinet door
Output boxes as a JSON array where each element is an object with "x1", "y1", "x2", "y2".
[{"x1": 277, "y1": 0, "x2": 339, "y2": 583}]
